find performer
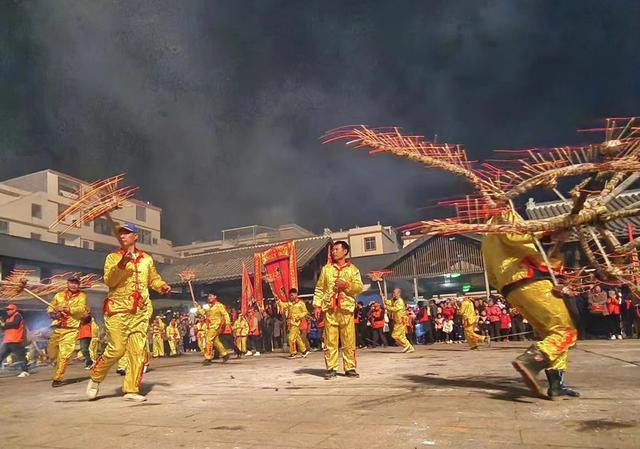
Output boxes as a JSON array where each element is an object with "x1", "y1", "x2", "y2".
[
  {"x1": 313, "y1": 241, "x2": 364, "y2": 379},
  {"x1": 87, "y1": 223, "x2": 171, "y2": 402},
  {"x1": 232, "y1": 313, "x2": 249, "y2": 357},
  {"x1": 277, "y1": 288, "x2": 310, "y2": 359},
  {"x1": 88, "y1": 316, "x2": 100, "y2": 364},
  {"x1": 197, "y1": 292, "x2": 230, "y2": 364},
  {"x1": 0, "y1": 304, "x2": 29, "y2": 378},
  {"x1": 383, "y1": 288, "x2": 414, "y2": 353},
  {"x1": 457, "y1": 296, "x2": 487, "y2": 350},
  {"x1": 194, "y1": 318, "x2": 207, "y2": 353},
  {"x1": 166, "y1": 318, "x2": 180, "y2": 356},
  {"x1": 482, "y1": 213, "x2": 579, "y2": 400},
  {"x1": 151, "y1": 316, "x2": 166, "y2": 357},
  {"x1": 47, "y1": 277, "x2": 87, "y2": 387},
  {"x1": 77, "y1": 309, "x2": 95, "y2": 369}
]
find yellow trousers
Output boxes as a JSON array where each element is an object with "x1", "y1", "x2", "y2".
[
  {"x1": 463, "y1": 323, "x2": 486, "y2": 349},
  {"x1": 323, "y1": 309, "x2": 356, "y2": 372},
  {"x1": 48, "y1": 328, "x2": 79, "y2": 381},
  {"x1": 507, "y1": 280, "x2": 577, "y2": 370},
  {"x1": 152, "y1": 335, "x2": 164, "y2": 357},
  {"x1": 236, "y1": 336, "x2": 247, "y2": 353},
  {"x1": 204, "y1": 328, "x2": 227, "y2": 360},
  {"x1": 288, "y1": 324, "x2": 307, "y2": 354},
  {"x1": 168, "y1": 340, "x2": 177, "y2": 356},
  {"x1": 391, "y1": 321, "x2": 413, "y2": 350},
  {"x1": 90, "y1": 311, "x2": 149, "y2": 394},
  {"x1": 89, "y1": 337, "x2": 99, "y2": 362},
  {"x1": 197, "y1": 334, "x2": 206, "y2": 353}
]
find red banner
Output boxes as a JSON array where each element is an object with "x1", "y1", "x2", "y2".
[
  {"x1": 253, "y1": 253, "x2": 264, "y2": 310},
  {"x1": 259, "y1": 241, "x2": 298, "y2": 302},
  {"x1": 241, "y1": 262, "x2": 253, "y2": 315}
]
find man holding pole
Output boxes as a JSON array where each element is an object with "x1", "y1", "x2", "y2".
[
  {"x1": 313, "y1": 241, "x2": 364, "y2": 379},
  {"x1": 197, "y1": 292, "x2": 231, "y2": 364},
  {"x1": 87, "y1": 223, "x2": 171, "y2": 402},
  {"x1": 383, "y1": 288, "x2": 414, "y2": 353},
  {"x1": 48, "y1": 277, "x2": 87, "y2": 387},
  {"x1": 277, "y1": 288, "x2": 310, "y2": 359}
]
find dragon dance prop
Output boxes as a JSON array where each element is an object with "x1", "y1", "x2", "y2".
[
  {"x1": 368, "y1": 270, "x2": 393, "y2": 299},
  {"x1": 0, "y1": 269, "x2": 101, "y2": 307},
  {"x1": 49, "y1": 174, "x2": 139, "y2": 235},
  {"x1": 324, "y1": 117, "x2": 640, "y2": 299},
  {"x1": 177, "y1": 270, "x2": 198, "y2": 307}
]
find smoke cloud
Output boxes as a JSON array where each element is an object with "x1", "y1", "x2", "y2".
[{"x1": 1, "y1": 1, "x2": 639, "y2": 243}]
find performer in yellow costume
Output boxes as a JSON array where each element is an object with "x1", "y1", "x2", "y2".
[
  {"x1": 151, "y1": 316, "x2": 166, "y2": 357},
  {"x1": 87, "y1": 223, "x2": 171, "y2": 402},
  {"x1": 277, "y1": 288, "x2": 310, "y2": 358},
  {"x1": 232, "y1": 314, "x2": 249, "y2": 357},
  {"x1": 457, "y1": 296, "x2": 487, "y2": 350},
  {"x1": 47, "y1": 277, "x2": 87, "y2": 387},
  {"x1": 383, "y1": 288, "x2": 414, "y2": 353},
  {"x1": 197, "y1": 292, "x2": 230, "y2": 364},
  {"x1": 194, "y1": 318, "x2": 207, "y2": 353},
  {"x1": 313, "y1": 241, "x2": 364, "y2": 379},
  {"x1": 88, "y1": 317, "x2": 100, "y2": 363},
  {"x1": 166, "y1": 319, "x2": 180, "y2": 356},
  {"x1": 482, "y1": 212, "x2": 579, "y2": 400}
]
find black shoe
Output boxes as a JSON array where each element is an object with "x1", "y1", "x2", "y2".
[
  {"x1": 545, "y1": 369, "x2": 580, "y2": 401},
  {"x1": 511, "y1": 345, "x2": 550, "y2": 398},
  {"x1": 345, "y1": 370, "x2": 360, "y2": 378},
  {"x1": 300, "y1": 351, "x2": 310, "y2": 358},
  {"x1": 116, "y1": 368, "x2": 126, "y2": 376},
  {"x1": 222, "y1": 354, "x2": 230, "y2": 363},
  {"x1": 288, "y1": 353, "x2": 300, "y2": 359},
  {"x1": 324, "y1": 370, "x2": 337, "y2": 380},
  {"x1": 51, "y1": 380, "x2": 64, "y2": 388},
  {"x1": 202, "y1": 359, "x2": 213, "y2": 365}
]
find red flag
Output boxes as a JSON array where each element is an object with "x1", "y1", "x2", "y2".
[
  {"x1": 262, "y1": 241, "x2": 298, "y2": 302},
  {"x1": 253, "y1": 253, "x2": 264, "y2": 310},
  {"x1": 241, "y1": 262, "x2": 253, "y2": 315}
]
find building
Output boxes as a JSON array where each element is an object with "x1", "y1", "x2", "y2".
[
  {"x1": 0, "y1": 170, "x2": 175, "y2": 262},
  {"x1": 329, "y1": 223, "x2": 401, "y2": 258},
  {"x1": 173, "y1": 224, "x2": 315, "y2": 258}
]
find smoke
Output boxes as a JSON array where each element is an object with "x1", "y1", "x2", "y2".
[{"x1": 1, "y1": 1, "x2": 639, "y2": 243}]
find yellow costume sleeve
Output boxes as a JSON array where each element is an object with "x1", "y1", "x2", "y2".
[
  {"x1": 103, "y1": 252, "x2": 130, "y2": 288},
  {"x1": 47, "y1": 292, "x2": 63, "y2": 313},
  {"x1": 312, "y1": 265, "x2": 329, "y2": 309},
  {"x1": 68, "y1": 292, "x2": 88, "y2": 319},
  {"x1": 147, "y1": 256, "x2": 167, "y2": 292},
  {"x1": 345, "y1": 266, "x2": 364, "y2": 297},
  {"x1": 385, "y1": 298, "x2": 405, "y2": 313}
]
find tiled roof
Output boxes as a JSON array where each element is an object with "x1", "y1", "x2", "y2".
[
  {"x1": 525, "y1": 189, "x2": 640, "y2": 236},
  {"x1": 160, "y1": 236, "x2": 331, "y2": 285}
]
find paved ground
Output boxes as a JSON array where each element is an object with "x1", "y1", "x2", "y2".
[{"x1": 1, "y1": 340, "x2": 639, "y2": 449}]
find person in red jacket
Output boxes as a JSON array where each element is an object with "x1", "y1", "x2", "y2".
[
  {"x1": 246, "y1": 308, "x2": 262, "y2": 356},
  {"x1": 369, "y1": 303, "x2": 387, "y2": 347},
  {"x1": 0, "y1": 304, "x2": 29, "y2": 377},
  {"x1": 499, "y1": 308, "x2": 512, "y2": 341},
  {"x1": 606, "y1": 290, "x2": 622, "y2": 340},
  {"x1": 485, "y1": 299, "x2": 502, "y2": 339},
  {"x1": 77, "y1": 309, "x2": 94, "y2": 369}
]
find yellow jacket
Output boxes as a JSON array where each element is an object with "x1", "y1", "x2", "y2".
[
  {"x1": 481, "y1": 211, "x2": 559, "y2": 293},
  {"x1": 103, "y1": 249, "x2": 167, "y2": 315},
  {"x1": 384, "y1": 296, "x2": 408, "y2": 324},
  {"x1": 232, "y1": 316, "x2": 249, "y2": 337},
  {"x1": 166, "y1": 323, "x2": 180, "y2": 341},
  {"x1": 313, "y1": 262, "x2": 364, "y2": 313},
  {"x1": 198, "y1": 302, "x2": 230, "y2": 330},
  {"x1": 280, "y1": 300, "x2": 308, "y2": 326},
  {"x1": 152, "y1": 319, "x2": 166, "y2": 336},
  {"x1": 91, "y1": 318, "x2": 100, "y2": 338},
  {"x1": 48, "y1": 290, "x2": 87, "y2": 328},
  {"x1": 458, "y1": 298, "x2": 477, "y2": 326},
  {"x1": 194, "y1": 321, "x2": 207, "y2": 336}
]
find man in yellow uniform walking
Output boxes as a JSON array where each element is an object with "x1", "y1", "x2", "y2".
[
  {"x1": 194, "y1": 318, "x2": 207, "y2": 353},
  {"x1": 482, "y1": 212, "x2": 579, "y2": 400},
  {"x1": 198, "y1": 292, "x2": 230, "y2": 364},
  {"x1": 151, "y1": 316, "x2": 166, "y2": 358},
  {"x1": 457, "y1": 296, "x2": 487, "y2": 350},
  {"x1": 313, "y1": 241, "x2": 364, "y2": 379},
  {"x1": 278, "y1": 288, "x2": 310, "y2": 359},
  {"x1": 48, "y1": 277, "x2": 87, "y2": 387},
  {"x1": 166, "y1": 318, "x2": 180, "y2": 356},
  {"x1": 87, "y1": 223, "x2": 171, "y2": 402},
  {"x1": 384, "y1": 288, "x2": 414, "y2": 353},
  {"x1": 232, "y1": 313, "x2": 249, "y2": 357}
]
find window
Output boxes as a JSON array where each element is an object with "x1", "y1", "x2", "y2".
[
  {"x1": 94, "y1": 242, "x2": 117, "y2": 253},
  {"x1": 139, "y1": 229, "x2": 152, "y2": 245},
  {"x1": 82, "y1": 241, "x2": 91, "y2": 249},
  {"x1": 31, "y1": 203, "x2": 42, "y2": 219},
  {"x1": 152, "y1": 237, "x2": 158, "y2": 245},
  {"x1": 0, "y1": 220, "x2": 8, "y2": 234},
  {"x1": 31, "y1": 233, "x2": 41, "y2": 240},
  {"x1": 57, "y1": 177, "x2": 80, "y2": 199},
  {"x1": 364, "y1": 236, "x2": 377, "y2": 252},
  {"x1": 58, "y1": 236, "x2": 66, "y2": 245},
  {"x1": 136, "y1": 205, "x2": 146, "y2": 222},
  {"x1": 94, "y1": 218, "x2": 112, "y2": 236}
]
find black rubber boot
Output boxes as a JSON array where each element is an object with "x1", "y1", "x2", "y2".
[
  {"x1": 324, "y1": 370, "x2": 337, "y2": 380},
  {"x1": 222, "y1": 354, "x2": 230, "y2": 363},
  {"x1": 116, "y1": 368, "x2": 126, "y2": 376},
  {"x1": 345, "y1": 370, "x2": 360, "y2": 378},
  {"x1": 51, "y1": 380, "x2": 64, "y2": 388},
  {"x1": 511, "y1": 344, "x2": 550, "y2": 398},
  {"x1": 545, "y1": 369, "x2": 580, "y2": 401}
]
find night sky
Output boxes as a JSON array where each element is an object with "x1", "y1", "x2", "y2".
[{"x1": 1, "y1": 1, "x2": 639, "y2": 244}]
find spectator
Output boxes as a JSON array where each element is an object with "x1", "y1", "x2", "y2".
[
  {"x1": 442, "y1": 317, "x2": 453, "y2": 343},
  {"x1": 606, "y1": 290, "x2": 622, "y2": 340},
  {"x1": 588, "y1": 285, "x2": 609, "y2": 338},
  {"x1": 434, "y1": 313, "x2": 444, "y2": 342},
  {"x1": 499, "y1": 308, "x2": 512, "y2": 341},
  {"x1": 510, "y1": 307, "x2": 526, "y2": 341},
  {"x1": 485, "y1": 299, "x2": 502, "y2": 339},
  {"x1": 369, "y1": 303, "x2": 387, "y2": 347},
  {"x1": 621, "y1": 290, "x2": 636, "y2": 338},
  {"x1": 478, "y1": 310, "x2": 490, "y2": 338}
]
